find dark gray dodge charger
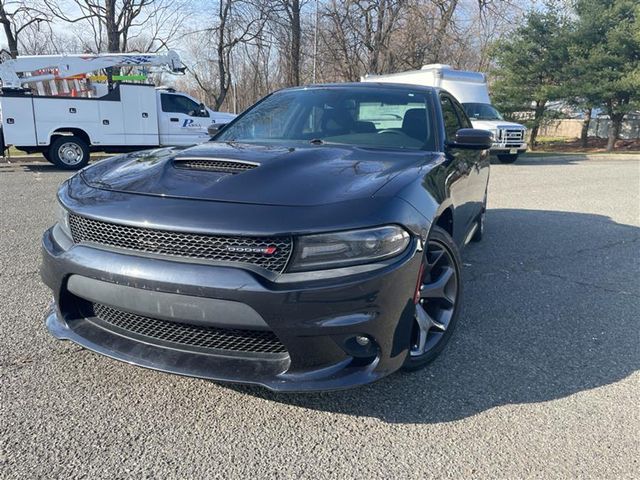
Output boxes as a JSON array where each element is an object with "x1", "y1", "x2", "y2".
[{"x1": 41, "y1": 83, "x2": 491, "y2": 391}]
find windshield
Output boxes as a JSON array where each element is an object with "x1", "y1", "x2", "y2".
[
  {"x1": 463, "y1": 103, "x2": 504, "y2": 121},
  {"x1": 217, "y1": 87, "x2": 436, "y2": 151}
]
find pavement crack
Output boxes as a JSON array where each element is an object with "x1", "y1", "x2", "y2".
[{"x1": 529, "y1": 269, "x2": 639, "y2": 297}]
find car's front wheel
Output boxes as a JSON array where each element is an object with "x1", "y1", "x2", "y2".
[{"x1": 403, "y1": 226, "x2": 462, "y2": 371}]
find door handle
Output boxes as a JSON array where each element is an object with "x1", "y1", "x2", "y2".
[{"x1": 170, "y1": 117, "x2": 179, "y2": 122}]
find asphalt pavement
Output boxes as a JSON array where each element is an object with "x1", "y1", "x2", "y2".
[{"x1": 1, "y1": 153, "x2": 639, "y2": 479}]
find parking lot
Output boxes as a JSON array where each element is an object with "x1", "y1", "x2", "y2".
[{"x1": 1, "y1": 154, "x2": 638, "y2": 479}]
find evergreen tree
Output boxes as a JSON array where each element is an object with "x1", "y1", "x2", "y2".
[
  {"x1": 570, "y1": 0, "x2": 640, "y2": 151},
  {"x1": 490, "y1": 5, "x2": 570, "y2": 149}
]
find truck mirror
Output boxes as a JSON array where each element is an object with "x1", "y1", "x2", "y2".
[
  {"x1": 208, "y1": 123, "x2": 228, "y2": 138},
  {"x1": 447, "y1": 128, "x2": 493, "y2": 150}
]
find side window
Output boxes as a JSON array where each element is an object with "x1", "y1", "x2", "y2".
[
  {"x1": 452, "y1": 99, "x2": 472, "y2": 128},
  {"x1": 440, "y1": 95, "x2": 462, "y2": 141},
  {"x1": 161, "y1": 94, "x2": 200, "y2": 115}
]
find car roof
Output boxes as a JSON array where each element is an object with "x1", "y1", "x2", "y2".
[{"x1": 278, "y1": 82, "x2": 440, "y2": 94}]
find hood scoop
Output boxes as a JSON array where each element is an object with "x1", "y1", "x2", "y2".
[{"x1": 173, "y1": 157, "x2": 259, "y2": 174}]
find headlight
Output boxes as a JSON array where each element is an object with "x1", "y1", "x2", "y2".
[
  {"x1": 56, "y1": 203, "x2": 72, "y2": 238},
  {"x1": 288, "y1": 225, "x2": 410, "y2": 272}
]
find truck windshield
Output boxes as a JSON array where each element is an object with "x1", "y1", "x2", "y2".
[
  {"x1": 217, "y1": 87, "x2": 437, "y2": 151},
  {"x1": 463, "y1": 103, "x2": 504, "y2": 121}
]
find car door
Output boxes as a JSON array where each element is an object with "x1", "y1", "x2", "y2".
[
  {"x1": 439, "y1": 93, "x2": 475, "y2": 244},
  {"x1": 158, "y1": 93, "x2": 211, "y2": 145},
  {"x1": 451, "y1": 97, "x2": 489, "y2": 225}
]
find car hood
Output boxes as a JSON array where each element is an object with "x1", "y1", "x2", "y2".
[
  {"x1": 471, "y1": 119, "x2": 526, "y2": 130},
  {"x1": 81, "y1": 142, "x2": 436, "y2": 207}
]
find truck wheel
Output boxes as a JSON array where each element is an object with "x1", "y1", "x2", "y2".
[
  {"x1": 497, "y1": 154, "x2": 518, "y2": 164},
  {"x1": 49, "y1": 136, "x2": 90, "y2": 170},
  {"x1": 42, "y1": 150, "x2": 53, "y2": 163}
]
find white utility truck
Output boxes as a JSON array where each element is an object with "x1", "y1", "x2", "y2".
[
  {"x1": 0, "y1": 51, "x2": 236, "y2": 169},
  {"x1": 363, "y1": 64, "x2": 527, "y2": 163}
]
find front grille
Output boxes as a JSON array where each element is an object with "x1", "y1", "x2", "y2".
[
  {"x1": 173, "y1": 158, "x2": 258, "y2": 173},
  {"x1": 89, "y1": 303, "x2": 287, "y2": 354},
  {"x1": 68, "y1": 214, "x2": 292, "y2": 273},
  {"x1": 502, "y1": 128, "x2": 524, "y2": 145}
]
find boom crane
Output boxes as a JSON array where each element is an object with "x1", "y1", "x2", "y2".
[{"x1": 0, "y1": 51, "x2": 185, "y2": 90}]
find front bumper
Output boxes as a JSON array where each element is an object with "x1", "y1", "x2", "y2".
[
  {"x1": 490, "y1": 142, "x2": 527, "y2": 154},
  {"x1": 41, "y1": 226, "x2": 422, "y2": 392}
]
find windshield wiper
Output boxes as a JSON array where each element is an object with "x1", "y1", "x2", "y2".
[{"x1": 309, "y1": 138, "x2": 324, "y2": 145}]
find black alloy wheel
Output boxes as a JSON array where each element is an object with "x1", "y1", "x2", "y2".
[{"x1": 403, "y1": 226, "x2": 462, "y2": 370}]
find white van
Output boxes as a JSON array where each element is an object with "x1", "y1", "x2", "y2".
[{"x1": 363, "y1": 64, "x2": 527, "y2": 163}]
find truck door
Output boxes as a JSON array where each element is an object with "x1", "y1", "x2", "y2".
[{"x1": 158, "y1": 93, "x2": 211, "y2": 145}]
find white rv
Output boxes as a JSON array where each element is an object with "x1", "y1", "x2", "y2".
[
  {"x1": 363, "y1": 64, "x2": 527, "y2": 163},
  {"x1": 0, "y1": 52, "x2": 236, "y2": 169}
]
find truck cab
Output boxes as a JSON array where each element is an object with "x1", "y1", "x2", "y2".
[
  {"x1": 462, "y1": 102, "x2": 527, "y2": 163},
  {"x1": 362, "y1": 64, "x2": 528, "y2": 163},
  {"x1": 155, "y1": 88, "x2": 237, "y2": 145}
]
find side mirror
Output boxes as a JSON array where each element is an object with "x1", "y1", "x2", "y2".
[
  {"x1": 208, "y1": 123, "x2": 228, "y2": 138},
  {"x1": 447, "y1": 128, "x2": 493, "y2": 150},
  {"x1": 199, "y1": 103, "x2": 209, "y2": 117}
]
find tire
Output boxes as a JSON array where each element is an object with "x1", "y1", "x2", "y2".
[
  {"x1": 403, "y1": 226, "x2": 463, "y2": 371},
  {"x1": 42, "y1": 150, "x2": 53, "y2": 163},
  {"x1": 497, "y1": 153, "x2": 518, "y2": 164},
  {"x1": 48, "y1": 136, "x2": 90, "y2": 170}
]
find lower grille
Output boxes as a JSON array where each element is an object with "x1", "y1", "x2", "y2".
[
  {"x1": 68, "y1": 214, "x2": 292, "y2": 273},
  {"x1": 88, "y1": 303, "x2": 287, "y2": 355}
]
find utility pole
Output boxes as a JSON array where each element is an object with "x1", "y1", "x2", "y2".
[{"x1": 312, "y1": 0, "x2": 319, "y2": 83}]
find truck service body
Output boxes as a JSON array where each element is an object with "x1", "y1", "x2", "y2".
[{"x1": 0, "y1": 52, "x2": 235, "y2": 169}]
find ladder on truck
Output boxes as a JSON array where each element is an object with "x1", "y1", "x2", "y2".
[
  {"x1": 0, "y1": 51, "x2": 185, "y2": 94},
  {"x1": 0, "y1": 51, "x2": 186, "y2": 163}
]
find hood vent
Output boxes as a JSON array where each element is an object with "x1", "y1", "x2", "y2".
[{"x1": 173, "y1": 157, "x2": 259, "y2": 174}]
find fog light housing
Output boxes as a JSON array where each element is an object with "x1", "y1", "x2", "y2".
[{"x1": 341, "y1": 334, "x2": 377, "y2": 359}]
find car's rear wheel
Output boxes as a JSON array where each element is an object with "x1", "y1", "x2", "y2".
[{"x1": 403, "y1": 226, "x2": 462, "y2": 371}]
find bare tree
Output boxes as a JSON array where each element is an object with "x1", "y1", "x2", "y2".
[
  {"x1": 189, "y1": 0, "x2": 269, "y2": 110},
  {"x1": 0, "y1": 1, "x2": 50, "y2": 58},
  {"x1": 269, "y1": 0, "x2": 305, "y2": 86},
  {"x1": 320, "y1": 0, "x2": 405, "y2": 80},
  {"x1": 46, "y1": 0, "x2": 186, "y2": 53}
]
